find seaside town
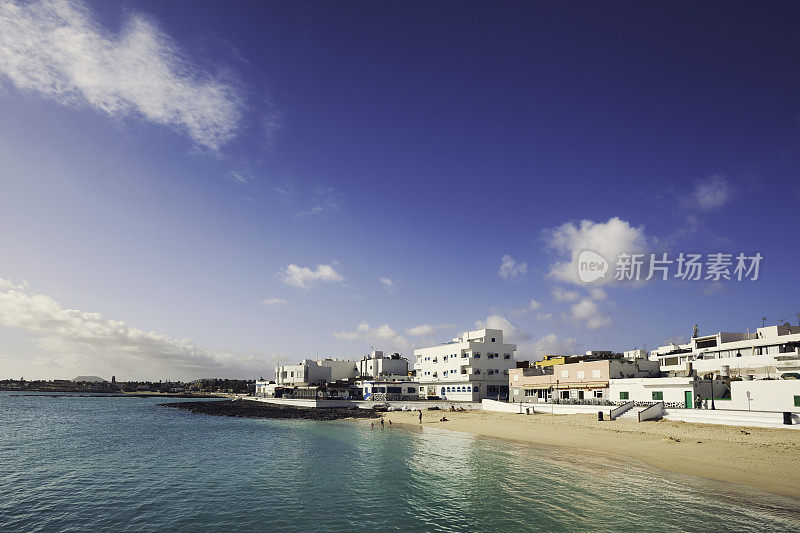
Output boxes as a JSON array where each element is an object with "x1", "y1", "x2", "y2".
[{"x1": 244, "y1": 321, "x2": 800, "y2": 429}]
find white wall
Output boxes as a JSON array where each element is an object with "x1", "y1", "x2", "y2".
[
  {"x1": 728, "y1": 380, "x2": 800, "y2": 412},
  {"x1": 609, "y1": 377, "x2": 694, "y2": 407}
]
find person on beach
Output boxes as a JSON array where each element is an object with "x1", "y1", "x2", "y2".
[
  {"x1": 370, "y1": 421, "x2": 374, "y2": 429},
  {"x1": 380, "y1": 418, "x2": 385, "y2": 429},
  {"x1": 419, "y1": 410, "x2": 422, "y2": 424},
  {"x1": 388, "y1": 420, "x2": 392, "y2": 428}
]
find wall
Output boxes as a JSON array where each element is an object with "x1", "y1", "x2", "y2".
[
  {"x1": 609, "y1": 377, "x2": 694, "y2": 407},
  {"x1": 727, "y1": 380, "x2": 800, "y2": 412}
]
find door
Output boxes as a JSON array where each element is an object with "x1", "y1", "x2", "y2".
[{"x1": 685, "y1": 390, "x2": 692, "y2": 409}]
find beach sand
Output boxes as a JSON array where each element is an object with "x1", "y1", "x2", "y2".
[{"x1": 377, "y1": 409, "x2": 800, "y2": 500}]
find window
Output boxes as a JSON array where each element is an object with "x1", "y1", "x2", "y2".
[
  {"x1": 474, "y1": 369, "x2": 481, "y2": 374},
  {"x1": 577, "y1": 371, "x2": 585, "y2": 379},
  {"x1": 387, "y1": 387, "x2": 402, "y2": 394},
  {"x1": 504, "y1": 354, "x2": 511, "y2": 359},
  {"x1": 561, "y1": 370, "x2": 569, "y2": 378},
  {"x1": 593, "y1": 390, "x2": 603, "y2": 398},
  {"x1": 592, "y1": 369, "x2": 601, "y2": 378},
  {"x1": 652, "y1": 391, "x2": 663, "y2": 401},
  {"x1": 474, "y1": 353, "x2": 481, "y2": 358},
  {"x1": 795, "y1": 396, "x2": 800, "y2": 407},
  {"x1": 491, "y1": 338, "x2": 496, "y2": 342},
  {"x1": 620, "y1": 391, "x2": 629, "y2": 400},
  {"x1": 407, "y1": 387, "x2": 416, "y2": 393}
]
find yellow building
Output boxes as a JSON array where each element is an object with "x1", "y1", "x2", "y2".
[{"x1": 534, "y1": 355, "x2": 579, "y2": 369}]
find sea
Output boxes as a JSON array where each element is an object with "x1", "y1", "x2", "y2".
[{"x1": 1, "y1": 392, "x2": 798, "y2": 532}]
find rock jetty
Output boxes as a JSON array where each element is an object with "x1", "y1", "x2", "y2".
[{"x1": 159, "y1": 399, "x2": 378, "y2": 420}]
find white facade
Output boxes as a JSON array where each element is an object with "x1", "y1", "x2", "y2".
[
  {"x1": 727, "y1": 380, "x2": 800, "y2": 412},
  {"x1": 357, "y1": 380, "x2": 421, "y2": 401},
  {"x1": 414, "y1": 328, "x2": 517, "y2": 400},
  {"x1": 651, "y1": 324, "x2": 800, "y2": 379},
  {"x1": 274, "y1": 358, "x2": 358, "y2": 386},
  {"x1": 608, "y1": 376, "x2": 719, "y2": 409},
  {"x1": 357, "y1": 350, "x2": 410, "y2": 379}
]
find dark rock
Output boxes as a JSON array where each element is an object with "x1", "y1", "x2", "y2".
[{"x1": 158, "y1": 400, "x2": 379, "y2": 421}]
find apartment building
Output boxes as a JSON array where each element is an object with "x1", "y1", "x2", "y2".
[{"x1": 414, "y1": 328, "x2": 516, "y2": 400}]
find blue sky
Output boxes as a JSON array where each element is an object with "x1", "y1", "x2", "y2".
[{"x1": 1, "y1": 0, "x2": 799, "y2": 380}]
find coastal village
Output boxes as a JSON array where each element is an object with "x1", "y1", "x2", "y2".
[{"x1": 253, "y1": 322, "x2": 800, "y2": 429}]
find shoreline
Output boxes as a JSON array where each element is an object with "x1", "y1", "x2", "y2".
[{"x1": 374, "y1": 409, "x2": 800, "y2": 500}]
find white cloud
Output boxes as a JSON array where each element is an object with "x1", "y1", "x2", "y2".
[
  {"x1": 294, "y1": 184, "x2": 343, "y2": 218},
  {"x1": 693, "y1": 173, "x2": 733, "y2": 210},
  {"x1": 569, "y1": 298, "x2": 612, "y2": 330},
  {"x1": 531, "y1": 333, "x2": 579, "y2": 358},
  {"x1": 228, "y1": 169, "x2": 256, "y2": 184},
  {"x1": 0, "y1": 0, "x2": 243, "y2": 150},
  {"x1": 536, "y1": 312, "x2": 552, "y2": 322},
  {"x1": 0, "y1": 277, "x2": 278, "y2": 379},
  {"x1": 261, "y1": 297, "x2": 286, "y2": 306},
  {"x1": 498, "y1": 254, "x2": 528, "y2": 280},
  {"x1": 552, "y1": 286, "x2": 580, "y2": 302},
  {"x1": 279, "y1": 263, "x2": 344, "y2": 290},
  {"x1": 545, "y1": 217, "x2": 650, "y2": 286},
  {"x1": 334, "y1": 322, "x2": 409, "y2": 350},
  {"x1": 509, "y1": 298, "x2": 543, "y2": 318},
  {"x1": 404, "y1": 323, "x2": 455, "y2": 337},
  {"x1": 474, "y1": 315, "x2": 531, "y2": 342},
  {"x1": 379, "y1": 277, "x2": 395, "y2": 292}
]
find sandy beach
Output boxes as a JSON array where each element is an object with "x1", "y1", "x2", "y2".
[{"x1": 376, "y1": 409, "x2": 800, "y2": 500}]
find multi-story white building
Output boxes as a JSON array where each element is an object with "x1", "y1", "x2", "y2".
[
  {"x1": 414, "y1": 328, "x2": 517, "y2": 401},
  {"x1": 651, "y1": 324, "x2": 800, "y2": 379},
  {"x1": 357, "y1": 350, "x2": 410, "y2": 380},
  {"x1": 274, "y1": 358, "x2": 358, "y2": 387}
]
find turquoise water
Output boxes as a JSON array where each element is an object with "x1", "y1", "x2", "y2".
[{"x1": 1, "y1": 393, "x2": 798, "y2": 532}]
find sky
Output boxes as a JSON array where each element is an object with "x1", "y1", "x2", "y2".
[{"x1": 1, "y1": 0, "x2": 800, "y2": 381}]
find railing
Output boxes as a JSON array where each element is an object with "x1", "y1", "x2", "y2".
[
  {"x1": 638, "y1": 401, "x2": 665, "y2": 422},
  {"x1": 610, "y1": 401, "x2": 635, "y2": 420}
]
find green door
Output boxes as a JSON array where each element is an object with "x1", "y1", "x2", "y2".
[{"x1": 685, "y1": 390, "x2": 692, "y2": 409}]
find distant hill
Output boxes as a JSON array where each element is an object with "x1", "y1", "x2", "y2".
[{"x1": 72, "y1": 376, "x2": 106, "y2": 382}]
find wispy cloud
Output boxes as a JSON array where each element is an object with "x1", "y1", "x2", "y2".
[
  {"x1": 261, "y1": 297, "x2": 287, "y2": 306},
  {"x1": 498, "y1": 254, "x2": 528, "y2": 280},
  {"x1": 0, "y1": 277, "x2": 277, "y2": 379},
  {"x1": 228, "y1": 169, "x2": 256, "y2": 184},
  {"x1": 0, "y1": 0, "x2": 243, "y2": 150},
  {"x1": 692, "y1": 173, "x2": 734, "y2": 210},
  {"x1": 552, "y1": 286, "x2": 580, "y2": 302},
  {"x1": 379, "y1": 277, "x2": 396, "y2": 292},
  {"x1": 334, "y1": 322, "x2": 409, "y2": 350},
  {"x1": 404, "y1": 323, "x2": 455, "y2": 337},
  {"x1": 293, "y1": 184, "x2": 344, "y2": 218},
  {"x1": 278, "y1": 263, "x2": 344, "y2": 290}
]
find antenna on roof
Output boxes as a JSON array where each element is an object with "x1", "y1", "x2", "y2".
[
  {"x1": 762, "y1": 316, "x2": 767, "y2": 328},
  {"x1": 692, "y1": 324, "x2": 699, "y2": 338}
]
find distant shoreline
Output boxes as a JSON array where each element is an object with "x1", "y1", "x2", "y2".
[{"x1": 1, "y1": 391, "x2": 226, "y2": 399}]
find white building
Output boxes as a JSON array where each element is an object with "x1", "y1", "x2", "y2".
[
  {"x1": 414, "y1": 328, "x2": 516, "y2": 401},
  {"x1": 274, "y1": 358, "x2": 358, "y2": 387},
  {"x1": 357, "y1": 380, "x2": 421, "y2": 401},
  {"x1": 727, "y1": 379, "x2": 800, "y2": 412},
  {"x1": 651, "y1": 324, "x2": 800, "y2": 379},
  {"x1": 357, "y1": 350, "x2": 410, "y2": 380},
  {"x1": 608, "y1": 376, "x2": 719, "y2": 409}
]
